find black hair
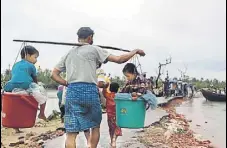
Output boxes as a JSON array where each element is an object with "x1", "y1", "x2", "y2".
[
  {"x1": 122, "y1": 63, "x2": 139, "y2": 75},
  {"x1": 77, "y1": 27, "x2": 94, "y2": 39},
  {"x1": 21, "y1": 45, "x2": 39, "y2": 59},
  {"x1": 110, "y1": 82, "x2": 120, "y2": 93}
]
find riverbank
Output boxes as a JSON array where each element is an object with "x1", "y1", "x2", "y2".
[
  {"x1": 137, "y1": 98, "x2": 217, "y2": 148},
  {"x1": 1, "y1": 115, "x2": 63, "y2": 148}
]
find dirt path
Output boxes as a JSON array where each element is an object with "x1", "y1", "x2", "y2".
[{"x1": 1, "y1": 118, "x2": 63, "y2": 148}]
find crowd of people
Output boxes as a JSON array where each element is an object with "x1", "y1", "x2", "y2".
[
  {"x1": 162, "y1": 78, "x2": 195, "y2": 98},
  {"x1": 3, "y1": 27, "x2": 157, "y2": 148}
]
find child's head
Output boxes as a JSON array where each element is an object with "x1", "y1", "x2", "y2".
[
  {"x1": 21, "y1": 45, "x2": 39, "y2": 64},
  {"x1": 109, "y1": 82, "x2": 120, "y2": 93},
  {"x1": 122, "y1": 63, "x2": 139, "y2": 81}
]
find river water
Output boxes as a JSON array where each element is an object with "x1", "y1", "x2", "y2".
[
  {"x1": 176, "y1": 96, "x2": 226, "y2": 148},
  {"x1": 44, "y1": 90, "x2": 226, "y2": 147}
]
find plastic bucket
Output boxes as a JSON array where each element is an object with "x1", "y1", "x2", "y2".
[
  {"x1": 1, "y1": 92, "x2": 38, "y2": 128},
  {"x1": 114, "y1": 93, "x2": 146, "y2": 128}
]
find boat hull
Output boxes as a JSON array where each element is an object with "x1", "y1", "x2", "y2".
[{"x1": 201, "y1": 89, "x2": 226, "y2": 102}]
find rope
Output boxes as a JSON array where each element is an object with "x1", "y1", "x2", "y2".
[
  {"x1": 135, "y1": 55, "x2": 143, "y2": 74},
  {"x1": 12, "y1": 42, "x2": 26, "y2": 69}
]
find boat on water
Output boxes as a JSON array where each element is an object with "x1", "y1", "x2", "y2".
[{"x1": 201, "y1": 89, "x2": 226, "y2": 102}]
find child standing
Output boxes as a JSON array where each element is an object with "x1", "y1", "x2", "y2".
[
  {"x1": 4, "y1": 45, "x2": 47, "y2": 132},
  {"x1": 103, "y1": 82, "x2": 122, "y2": 148},
  {"x1": 57, "y1": 85, "x2": 65, "y2": 123}
]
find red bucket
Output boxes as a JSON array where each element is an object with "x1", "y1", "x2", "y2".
[{"x1": 1, "y1": 92, "x2": 39, "y2": 128}]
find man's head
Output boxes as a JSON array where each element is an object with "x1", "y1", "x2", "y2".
[{"x1": 77, "y1": 27, "x2": 94, "y2": 45}]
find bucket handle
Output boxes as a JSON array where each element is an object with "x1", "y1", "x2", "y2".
[{"x1": 20, "y1": 95, "x2": 39, "y2": 110}]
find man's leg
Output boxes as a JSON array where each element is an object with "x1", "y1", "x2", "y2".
[
  {"x1": 84, "y1": 129, "x2": 91, "y2": 147},
  {"x1": 65, "y1": 132, "x2": 78, "y2": 148},
  {"x1": 90, "y1": 127, "x2": 100, "y2": 148}
]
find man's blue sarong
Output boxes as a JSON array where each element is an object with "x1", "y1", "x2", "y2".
[{"x1": 64, "y1": 82, "x2": 102, "y2": 133}]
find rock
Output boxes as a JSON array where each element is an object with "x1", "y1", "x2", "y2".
[
  {"x1": 18, "y1": 136, "x2": 24, "y2": 140},
  {"x1": 205, "y1": 121, "x2": 208, "y2": 123},
  {"x1": 164, "y1": 130, "x2": 172, "y2": 140},
  {"x1": 149, "y1": 142, "x2": 162, "y2": 147},
  {"x1": 196, "y1": 124, "x2": 201, "y2": 127},
  {"x1": 160, "y1": 144, "x2": 170, "y2": 148},
  {"x1": 37, "y1": 139, "x2": 44, "y2": 145},
  {"x1": 187, "y1": 119, "x2": 192, "y2": 122}
]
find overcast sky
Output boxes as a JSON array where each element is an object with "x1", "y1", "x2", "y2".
[{"x1": 1, "y1": 0, "x2": 226, "y2": 81}]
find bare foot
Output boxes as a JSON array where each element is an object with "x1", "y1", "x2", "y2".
[
  {"x1": 38, "y1": 114, "x2": 48, "y2": 121},
  {"x1": 111, "y1": 138, "x2": 117, "y2": 148},
  {"x1": 87, "y1": 143, "x2": 91, "y2": 148}
]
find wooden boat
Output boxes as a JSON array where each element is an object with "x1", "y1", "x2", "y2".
[{"x1": 201, "y1": 89, "x2": 226, "y2": 102}]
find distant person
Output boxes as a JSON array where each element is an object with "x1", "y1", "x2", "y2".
[
  {"x1": 103, "y1": 82, "x2": 122, "y2": 147},
  {"x1": 51, "y1": 27, "x2": 145, "y2": 148},
  {"x1": 147, "y1": 76, "x2": 154, "y2": 91},
  {"x1": 163, "y1": 78, "x2": 169, "y2": 97},
  {"x1": 4, "y1": 45, "x2": 48, "y2": 133}
]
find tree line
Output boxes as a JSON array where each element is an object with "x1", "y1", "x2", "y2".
[{"x1": 1, "y1": 68, "x2": 226, "y2": 90}]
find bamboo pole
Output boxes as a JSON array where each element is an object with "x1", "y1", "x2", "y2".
[{"x1": 13, "y1": 39, "x2": 130, "y2": 52}]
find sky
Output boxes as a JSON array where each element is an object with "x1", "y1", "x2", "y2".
[{"x1": 1, "y1": 0, "x2": 226, "y2": 81}]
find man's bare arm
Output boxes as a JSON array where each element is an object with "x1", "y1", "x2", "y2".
[
  {"x1": 51, "y1": 68, "x2": 68, "y2": 86},
  {"x1": 107, "y1": 49, "x2": 145, "y2": 64}
]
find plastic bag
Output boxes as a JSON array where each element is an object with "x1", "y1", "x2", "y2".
[
  {"x1": 12, "y1": 88, "x2": 29, "y2": 95},
  {"x1": 28, "y1": 83, "x2": 48, "y2": 105},
  {"x1": 61, "y1": 86, "x2": 67, "y2": 105}
]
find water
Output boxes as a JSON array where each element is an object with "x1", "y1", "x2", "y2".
[{"x1": 176, "y1": 97, "x2": 226, "y2": 148}]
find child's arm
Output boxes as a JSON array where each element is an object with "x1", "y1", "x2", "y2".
[
  {"x1": 102, "y1": 83, "x2": 109, "y2": 98},
  {"x1": 31, "y1": 65, "x2": 38, "y2": 83},
  {"x1": 32, "y1": 76, "x2": 38, "y2": 83},
  {"x1": 120, "y1": 82, "x2": 131, "y2": 93}
]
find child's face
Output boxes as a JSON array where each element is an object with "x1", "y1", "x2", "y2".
[
  {"x1": 124, "y1": 72, "x2": 136, "y2": 81},
  {"x1": 26, "y1": 53, "x2": 39, "y2": 64}
]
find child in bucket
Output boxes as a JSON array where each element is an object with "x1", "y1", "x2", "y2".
[
  {"x1": 103, "y1": 82, "x2": 122, "y2": 148},
  {"x1": 4, "y1": 45, "x2": 48, "y2": 132},
  {"x1": 121, "y1": 63, "x2": 157, "y2": 109},
  {"x1": 121, "y1": 63, "x2": 149, "y2": 98}
]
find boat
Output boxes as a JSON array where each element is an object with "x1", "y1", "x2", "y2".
[{"x1": 201, "y1": 89, "x2": 226, "y2": 102}]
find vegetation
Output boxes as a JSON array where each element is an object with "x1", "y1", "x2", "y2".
[{"x1": 1, "y1": 68, "x2": 226, "y2": 90}]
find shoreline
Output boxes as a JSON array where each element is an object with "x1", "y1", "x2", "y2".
[{"x1": 136, "y1": 98, "x2": 217, "y2": 148}]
